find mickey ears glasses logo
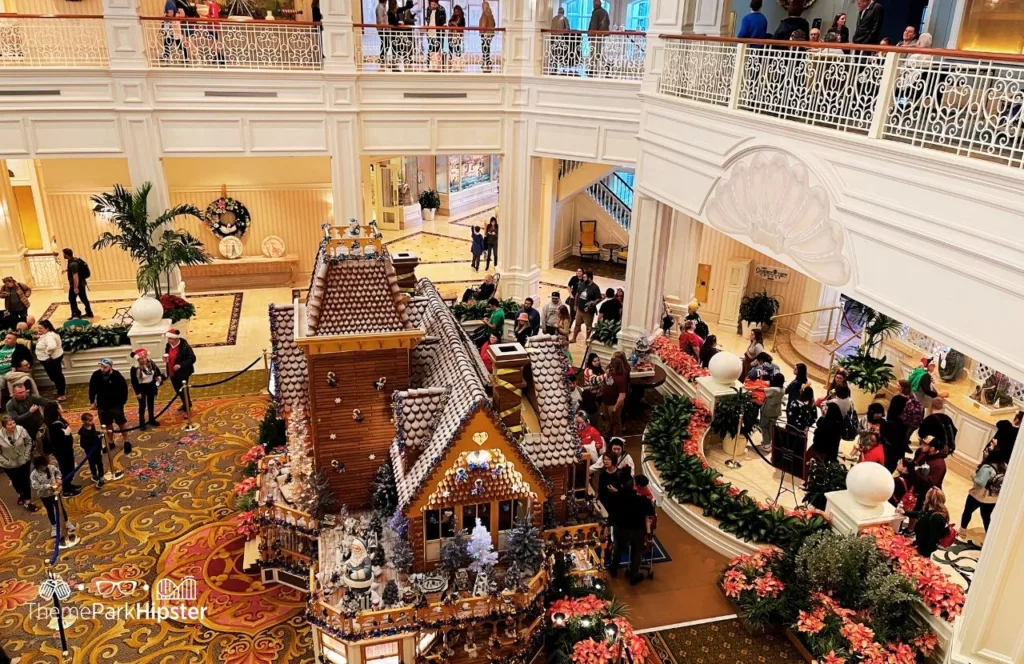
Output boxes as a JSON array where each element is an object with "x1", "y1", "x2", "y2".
[{"x1": 38, "y1": 577, "x2": 72, "y2": 602}]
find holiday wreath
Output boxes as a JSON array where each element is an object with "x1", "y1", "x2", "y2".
[{"x1": 204, "y1": 197, "x2": 251, "y2": 238}]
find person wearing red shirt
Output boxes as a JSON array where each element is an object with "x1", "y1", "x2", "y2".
[
  {"x1": 858, "y1": 432, "x2": 887, "y2": 465},
  {"x1": 480, "y1": 334, "x2": 497, "y2": 373},
  {"x1": 678, "y1": 319, "x2": 703, "y2": 359},
  {"x1": 575, "y1": 411, "x2": 604, "y2": 457}
]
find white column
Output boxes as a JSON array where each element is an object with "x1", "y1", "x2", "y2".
[
  {"x1": 619, "y1": 194, "x2": 670, "y2": 351},
  {"x1": 795, "y1": 282, "x2": 842, "y2": 343},
  {"x1": 502, "y1": 0, "x2": 543, "y2": 77},
  {"x1": 537, "y1": 158, "x2": 559, "y2": 271},
  {"x1": 661, "y1": 209, "x2": 703, "y2": 318},
  {"x1": 102, "y1": 0, "x2": 148, "y2": 72},
  {"x1": 498, "y1": 123, "x2": 541, "y2": 302},
  {"x1": 0, "y1": 161, "x2": 28, "y2": 282},
  {"x1": 692, "y1": 0, "x2": 730, "y2": 35},
  {"x1": 329, "y1": 115, "x2": 362, "y2": 226},
  {"x1": 950, "y1": 425, "x2": 1024, "y2": 664},
  {"x1": 322, "y1": 0, "x2": 358, "y2": 74}
]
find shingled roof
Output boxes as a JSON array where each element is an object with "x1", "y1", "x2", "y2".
[
  {"x1": 268, "y1": 303, "x2": 308, "y2": 413},
  {"x1": 524, "y1": 334, "x2": 582, "y2": 468},
  {"x1": 306, "y1": 254, "x2": 410, "y2": 336}
]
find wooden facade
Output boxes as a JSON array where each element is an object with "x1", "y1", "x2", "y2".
[{"x1": 307, "y1": 347, "x2": 411, "y2": 506}]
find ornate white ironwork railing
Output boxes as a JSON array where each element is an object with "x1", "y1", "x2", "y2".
[
  {"x1": 558, "y1": 159, "x2": 583, "y2": 178},
  {"x1": 25, "y1": 251, "x2": 62, "y2": 288},
  {"x1": 659, "y1": 38, "x2": 735, "y2": 106},
  {"x1": 541, "y1": 29, "x2": 646, "y2": 81},
  {"x1": 0, "y1": 15, "x2": 108, "y2": 68},
  {"x1": 142, "y1": 17, "x2": 322, "y2": 70},
  {"x1": 587, "y1": 179, "x2": 631, "y2": 231},
  {"x1": 659, "y1": 35, "x2": 1024, "y2": 170},
  {"x1": 885, "y1": 54, "x2": 1024, "y2": 168},
  {"x1": 354, "y1": 25, "x2": 504, "y2": 74}
]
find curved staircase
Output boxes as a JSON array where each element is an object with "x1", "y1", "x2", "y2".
[{"x1": 774, "y1": 331, "x2": 838, "y2": 384}]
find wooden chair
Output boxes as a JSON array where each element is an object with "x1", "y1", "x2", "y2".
[
  {"x1": 614, "y1": 245, "x2": 629, "y2": 264},
  {"x1": 579, "y1": 220, "x2": 600, "y2": 263}
]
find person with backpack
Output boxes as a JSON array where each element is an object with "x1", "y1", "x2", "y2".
[
  {"x1": 907, "y1": 357, "x2": 948, "y2": 411},
  {"x1": 62, "y1": 248, "x2": 94, "y2": 319},
  {"x1": 684, "y1": 300, "x2": 709, "y2": 340},
  {"x1": 917, "y1": 398, "x2": 958, "y2": 455},
  {"x1": 960, "y1": 445, "x2": 1007, "y2": 534}
]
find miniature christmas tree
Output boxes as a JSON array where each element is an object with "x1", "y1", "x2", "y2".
[
  {"x1": 304, "y1": 467, "x2": 338, "y2": 520},
  {"x1": 438, "y1": 528, "x2": 472, "y2": 573},
  {"x1": 382, "y1": 580, "x2": 400, "y2": 607},
  {"x1": 505, "y1": 518, "x2": 543, "y2": 574},
  {"x1": 372, "y1": 544, "x2": 387, "y2": 568},
  {"x1": 285, "y1": 407, "x2": 314, "y2": 485},
  {"x1": 542, "y1": 499, "x2": 556, "y2": 529},
  {"x1": 369, "y1": 512, "x2": 383, "y2": 537},
  {"x1": 371, "y1": 462, "x2": 399, "y2": 516},
  {"x1": 392, "y1": 535, "x2": 414, "y2": 573},
  {"x1": 565, "y1": 494, "x2": 578, "y2": 525},
  {"x1": 467, "y1": 518, "x2": 498, "y2": 573},
  {"x1": 503, "y1": 560, "x2": 522, "y2": 591},
  {"x1": 258, "y1": 402, "x2": 288, "y2": 451}
]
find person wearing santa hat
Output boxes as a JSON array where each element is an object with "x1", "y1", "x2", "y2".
[
  {"x1": 163, "y1": 329, "x2": 196, "y2": 413},
  {"x1": 130, "y1": 348, "x2": 164, "y2": 431}
]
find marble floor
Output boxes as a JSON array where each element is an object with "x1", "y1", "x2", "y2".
[{"x1": 26, "y1": 207, "x2": 623, "y2": 378}]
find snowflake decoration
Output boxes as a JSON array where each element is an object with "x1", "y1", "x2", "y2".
[
  {"x1": 369, "y1": 454, "x2": 376, "y2": 460},
  {"x1": 334, "y1": 397, "x2": 342, "y2": 405}
]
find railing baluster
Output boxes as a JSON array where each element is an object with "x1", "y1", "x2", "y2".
[
  {"x1": 540, "y1": 29, "x2": 646, "y2": 81},
  {"x1": 0, "y1": 15, "x2": 107, "y2": 67},
  {"x1": 352, "y1": 24, "x2": 503, "y2": 74}
]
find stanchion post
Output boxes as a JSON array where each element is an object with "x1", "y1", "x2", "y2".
[
  {"x1": 182, "y1": 381, "x2": 199, "y2": 432},
  {"x1": 724, "y1": 412, "x2": 744, "y2": 469},
  {"x1": 55, "y1": 489, "x2": 78, "y2": 549},
  {"x1": 101, "y1": 425, "x2": 124, "y2": 481}
]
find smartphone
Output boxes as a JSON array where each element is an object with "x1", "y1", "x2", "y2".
[{"x1": 812, "y1": 18, "x2": 822, "y2": 29}]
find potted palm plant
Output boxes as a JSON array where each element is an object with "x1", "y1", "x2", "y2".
[
  {"x1": 92, "y1": 183, "x2": 212, "y2": 327},
  {"x1": 836, "y1": 308, "x2": 901, "y2": 410},
  {"x1": 738, "y1": 291, "x2": 780, "y2": 336},
  {"x1": 419, "y1": 189, "x2": 441, "y2": 221},
  {"x1": 710, "y1": 388, "x2": 760, "y2": 460}
]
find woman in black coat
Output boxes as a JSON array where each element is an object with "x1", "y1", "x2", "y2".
[
  {"x1": 43, "y1": 402, "x2": 82, "y2": 496},
  {"x1": 805, "y1": 402, "x2": 843, "y2": 474}
]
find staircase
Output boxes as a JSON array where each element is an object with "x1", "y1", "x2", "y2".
[{"x1": 586, "y1": 171, "x2": 633, "y2": 231}]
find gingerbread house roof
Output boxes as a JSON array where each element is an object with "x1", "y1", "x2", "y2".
[
  {"x1": 306, "y1": 253, "x2": 411, "y2": 336},
  {"x1": 524, "y1": 335, "x2": 582, "y2": 468},
  {"x1": 268, "y1": 303, "x2": 309, "y2": 413}
]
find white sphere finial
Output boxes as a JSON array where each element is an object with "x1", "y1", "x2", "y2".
[
  {"x1": 845, "y1": 462, "x2": 895, "y2": 507},
  {"x1": 708, "y1": 352, "x2": 742, "y2": 385}
]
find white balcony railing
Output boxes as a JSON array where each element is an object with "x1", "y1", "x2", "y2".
[
  {"x1": 354, "y1": 25, "x2": 503, "y2": 73},
  {"x1": 659, "y1": 36, "x2": 1024, "y2": 170},
  {"x1": 141, "y1": 17, "x2": 322, "y2": 70},
  {"x1": 0, "y1": 14, "x2": 108, "y2": 68},
  {"x1": 541, "y1": 29, "x2": 646, "y2": 81}
]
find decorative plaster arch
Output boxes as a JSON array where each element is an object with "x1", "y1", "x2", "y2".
[{"x1": 704, "y1": 150, "x2": 852, "y2": 286}]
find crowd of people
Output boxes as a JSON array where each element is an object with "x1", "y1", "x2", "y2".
[{"x1": 737, "y1": 0, "x2": 927, "y2": 49}]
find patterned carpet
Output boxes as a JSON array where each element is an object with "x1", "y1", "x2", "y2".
[
  {"x1": 0, "y1": 396, "x2": 313, "y2": 664},
  {"x1": 40, "y1": 293, "x2": 244, "y2": 348},
  {"x1": 645, "y1": 619, "x2": 805, "y2": 664},
  {"x1": 554, "y1": 256, "x2": 627, "y2": 282}
]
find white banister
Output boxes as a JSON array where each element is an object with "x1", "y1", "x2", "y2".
[
  {"x1": 0, "y1": 15, "x2": 109, "y2": 67},
  {"x1": 540, "y1": 29, "x2": 646, "y2": 81}
]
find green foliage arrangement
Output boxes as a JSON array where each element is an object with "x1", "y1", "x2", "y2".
[
  {"x1": 738, "y1": 291, "x2": 781, "y2": 327},
  {"x1": 644, "y1": 395, "x2": 829, "y2": 551},
  {"x1": 709, "y1": 389, "x2": 761, "y2": 440},
  {"x1": 418, "y1": 189, "x2": 441, "y2": 210},
  {"x1": 58, "y1": 324, "x2": 131, "y2": 354},
  {"x1": 450, "y1": 298, "x2": 520, "y2": 322},
  {"x1": 258, "y1": 402, "x2": 288, "y2": 451},
  {"x1": 588, "y1": 320, "x2": 620, "y2": 347},
  {"x1": 504, "y1": 517, "x2": 544, "y2": 574},
  {"x1": 837, "y1": 351, "x2": 895, "y2": 395}
]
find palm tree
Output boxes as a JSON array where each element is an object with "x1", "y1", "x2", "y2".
[{"x1": 91, "y1": 183, "x2": 212, "y2": 297}]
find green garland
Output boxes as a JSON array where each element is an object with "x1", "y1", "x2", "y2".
[
  {"x1": 644, "y1": 395, "x2": 828, "y2": 552},
  {"x1": 1, "y1": 324, "x2": 131, "y2": 354}
]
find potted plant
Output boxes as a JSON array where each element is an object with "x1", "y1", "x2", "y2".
[
  {"x1": 709, "y1": 388, "x2": 760, "y2": 458},
  {"x1": 159, "y1": 294, "x2": 196, "y2": 337},
  {"x1": 418, "y1": 189, "x2": 441, "y2": 221},
  {"x1": 801, "y1": 459, "x2": 847, "y2": 511},
  {"x1": 738, "y1": 291, "x2": 780, "y2": 336},
  {"x1": 92, "y1": 183, "x2": 212, "y2": 326},
  {"x1": 589, "y1": 320, "x2": 620, "y2": 347},
  {"x1": 836, "y1": 351, "x2": 895, "y2": 411}
]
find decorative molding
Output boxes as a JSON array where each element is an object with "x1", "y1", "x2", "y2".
[{"x1": 704, "y1": 150, "x2": 852, "y2": 286}]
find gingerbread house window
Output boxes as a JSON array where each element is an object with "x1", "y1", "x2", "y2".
[
  {"x1": 363, "y1": 640, "x2": 400, "y2": 664},
  {"x1": 567, "y1": 463, "x2": 590, "y2": 500}
]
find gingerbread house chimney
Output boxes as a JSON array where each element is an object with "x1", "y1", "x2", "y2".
[
  {"x1": 390, "y1": 252, "x2": 420, "y2": 294},
  {"x1": 487, "y1": 342, "x2": 530, "y2": 437}
]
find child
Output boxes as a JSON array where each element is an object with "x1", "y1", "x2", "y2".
[
  {"x1": 470, "y1": 226, "x2": 485, "y2": 271},
  {"x1": 30, "y1": 455, "x2": 72, "y2": 537},
  {"x1": 79, "y1": 413, "x2": 105, "y2": 487},
  {"x1": 635, "y1": 474, "x2": 658, "y2": 532}
]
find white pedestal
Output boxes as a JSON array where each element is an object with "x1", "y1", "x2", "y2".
[
  {"x1": 824, "y1": 490, "x2": 903, "y2": 535},
  {"x1": 695, "y1": 376, "x2": 744, "y2": 416},
  {"x1": 128, "y1": 319, "x2": 172, "y2": 371}
]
